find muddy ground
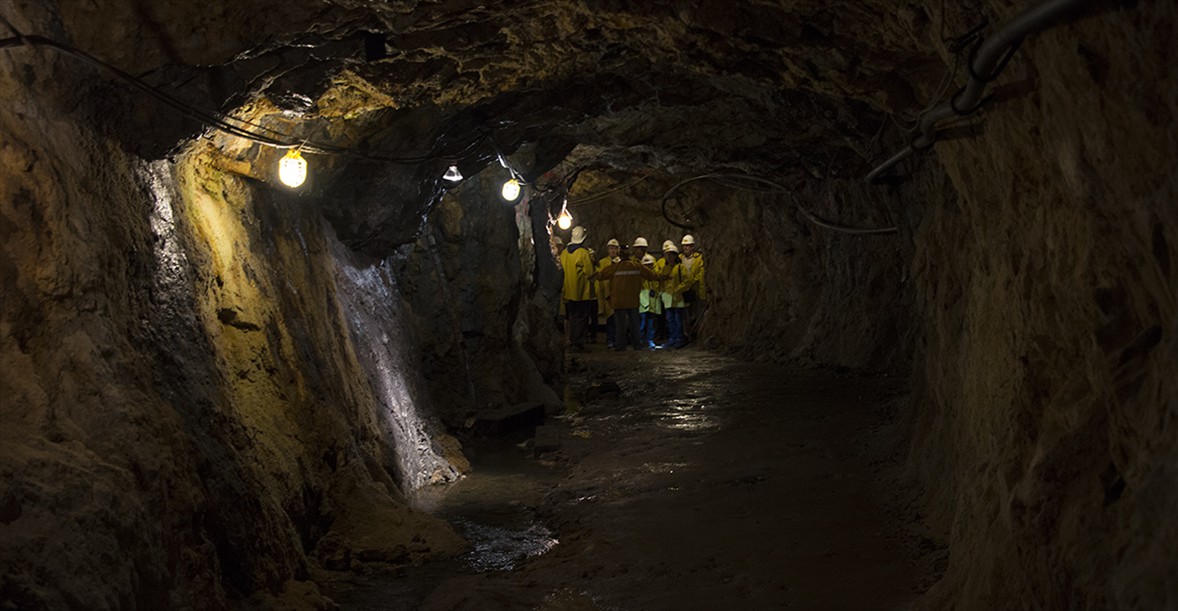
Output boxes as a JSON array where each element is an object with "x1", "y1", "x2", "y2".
[{"x1": 323, "y1": 347, "x2": 940, "y2": 610}]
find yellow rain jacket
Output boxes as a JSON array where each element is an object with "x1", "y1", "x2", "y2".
[
  {"x1": 559, "y1": 244, "x2": 594, "y2": 301},
  {"x1": 596, "y1": 256, "x2": 616, "y2": 318},
  {"x1": 680, "y1": 251, "x2": 706, "y2": 301},
  {"x1": 659, "y1": 260, "x2": 693, "y2": 309}
]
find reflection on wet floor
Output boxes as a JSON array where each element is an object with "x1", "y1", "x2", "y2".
[
  {"x1": 655, "y1": 398, "x2": 721, "y2": 432},
  {"x1": 330, "y1": 347, "x2": 918, "y2": 610},
  {"x1": 451, "y1": 518, "x2": 559, "y2": 572}
]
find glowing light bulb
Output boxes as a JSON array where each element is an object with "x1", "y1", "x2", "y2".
[
  {"x1": 501, "y1": 178, "x2": 521, "y2": 201},
  {"x1": 557, "y1": 209, "x2": 573, "y2": 230},
  {"x1": 443, "y1": 165, "x2": 463, "y2": 182},
  {"x1": 278, "y1": 149, "x2": 307, "y2": 188}
]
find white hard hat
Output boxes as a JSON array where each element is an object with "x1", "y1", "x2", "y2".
[
  {"x1": 641, "y1": 254, "x2": 656, "y2": 265},
  {"x1": 681, "y1": 234, "x2": 696, "y2": 245},
  {"x1": 664, "y1": 242, "x2": 679, "y2": 254},
  {"x1": 552, "y1": 235, "x2": 563, "y2": 246},
  {"x1": 570, "y1": 226, "x2": 587, "y2": 244},
  {"x1": 633, "y1": 237, "x2": 649, "y2": 248},
  {"x1": 607, "y1": 238, "x2": 620, "y2": 247}
]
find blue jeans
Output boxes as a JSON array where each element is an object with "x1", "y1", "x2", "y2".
[
  {"x1": 665, "y1": 307, "x2": 685, "y2": 348},
  {"x1": 614, "y1": 308, "x2": 642, "y2": 350},
  {"x1": 641, "y1": 312, "x2": 660, "y2": 347}
]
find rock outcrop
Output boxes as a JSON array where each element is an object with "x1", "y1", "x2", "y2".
[{"x1": 1, "y1": 0, "x2": 1174, "y2": 609}]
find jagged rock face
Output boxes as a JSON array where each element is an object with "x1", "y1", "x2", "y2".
[
  {"x1": 391, "y1": 174, "x2": 564, "y2": 428},
  {"x1": 1, "y1": 1, "x2": 1176, "y2": 610}
]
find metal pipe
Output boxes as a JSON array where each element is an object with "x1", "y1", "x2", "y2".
[{"x1": 866, "y1": 0, "x2": 1089, "y2": 183}]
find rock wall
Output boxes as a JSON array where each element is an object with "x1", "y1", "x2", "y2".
[
  {"x1": 566, "y1": 5, "x2": 1177, "y2": 609},
  {"x1": 904, "y1": 3, "x2": 1178, "y2": 608},
  {"x1": 0, "y1": 41, "x2": 467, "y2": 610},
  {"x1": 1, "y1": 0, "x2": 1175, "y2": 609},
  {"x1": 391, "y1": 175, "x2": 564, "y2": 428}
]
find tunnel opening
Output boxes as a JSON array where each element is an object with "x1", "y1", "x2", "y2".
[{"x1": 1, "y1": 1, "x2": 1175, "y2": 609}]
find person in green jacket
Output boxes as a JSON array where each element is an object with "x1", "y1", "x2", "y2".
[
  {"x1": 639, "y1": 254, "x2": 664, "y2": 349},
  {"x1": 559, "y1": 226, "x2": 595, "y2": 352}
]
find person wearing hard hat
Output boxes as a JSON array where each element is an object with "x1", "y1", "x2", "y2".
[
  {"x1": 550, "y1": 235, "x2": 565, "y2": 269},
  {"x1": 680, "y1": 234, "x2": 706, "y2": 344},
  {"x1": 598, "y1": 245, "x2": 668, "y2": 351},
  {"x1": 596, "y1": 238, "x2": 621, "y2": 349},
  {"x1": 639, "y1": 254, "x2": 664, "y2": 349},
  {"x1": 659, "y1": 241, "x2": 692, "y2": 349},
  {"x1": 631, "y1": 237, "x2": 649, "y2": 263},
  {"x1": 649, "y1": 239, "x2": 680, "y2": 344},
  {"x1": 587, "y1": 247, "x2": 599, "y2": 344},
  {"x1": 559, "y1": 226, "x2": 595, "y2": 352}
]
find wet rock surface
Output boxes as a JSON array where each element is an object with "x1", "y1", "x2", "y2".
[
  {"x1": 1, "y1": 1, "x2": 1174, "y2": 608},
  {"x1": 329, "y1": 347, "x2": 932, "y2": 610}
]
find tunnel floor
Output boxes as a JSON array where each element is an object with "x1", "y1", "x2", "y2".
[{"x1": 324, "y1": 347, "x2": 936, "y2": 610}]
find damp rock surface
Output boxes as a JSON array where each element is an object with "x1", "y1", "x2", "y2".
[
  {"x1": 0, "y1": 0, "x2": 1174, "y2": 609},
  {"x1": 333, "y1": 347, "x2": 932, "y2": 610}
]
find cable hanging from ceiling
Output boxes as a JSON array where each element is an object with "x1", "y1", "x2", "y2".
[
  {"x1": 566, "y1": 170, "x2": 656, "y2": 206},
  {"x1": 0, "y1": 26, "x2": 497, "y2": 186},
  {"x1": 660, "y1": 173, "x2": 898, "y2": 236},
  {"x1": 865, "y1": 0, "x2": 1093, "y2": 183}
]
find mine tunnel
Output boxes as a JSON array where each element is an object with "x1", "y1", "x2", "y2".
[{"x1": 0, "y1": 0, "x2": 1175, "y2": 609}]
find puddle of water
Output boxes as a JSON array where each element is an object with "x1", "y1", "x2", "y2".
[
  {"x1": 452, "y1": 518, "x2": 559, "y2": 572},
  {"x1": 328, "y1": 445, "x2": 562, "y2": 608}
]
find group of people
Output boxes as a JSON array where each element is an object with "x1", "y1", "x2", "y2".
[{"x1": 555, "y1": 226, "x2": 706, "y2": 352}]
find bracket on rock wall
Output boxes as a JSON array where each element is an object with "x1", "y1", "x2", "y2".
[{"x1": 865, "y1": 0, "x2": 1095, "y2": 183}]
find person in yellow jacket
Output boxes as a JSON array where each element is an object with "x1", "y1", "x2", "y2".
[
  {"x1": 596, "y1": 238, "x2": 621, "y2": 348},
  {"x1": 659, "y1": 242, "x2": 692, "y2": 349},
  {"x1": 679, "y1": 234, "x2": 706, "y2": 344},
  {"x1": 598, "y1": 246, "x2": 667, "y2": 351},
  {"x1": 560, "y1": 226, "x2": 595, "y2": 352},
  {"x1": 639, "y1": 254, "x2": 664, "y2": 349}
]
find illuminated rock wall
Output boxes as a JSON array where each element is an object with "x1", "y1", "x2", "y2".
[
  {"x1": 391, "y1": 174, "x2": 564, "y2": 428},
  {"x1": 0, "y1": 58, "x2": 464, "y2": 611},
  {"x1": 1, "y1": 0, "x2": 1175, "y2": 609}
]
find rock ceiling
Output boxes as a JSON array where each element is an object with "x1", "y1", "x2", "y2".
[{"x1": 39, "y1": 0, "x2": 960, "y2": 250}]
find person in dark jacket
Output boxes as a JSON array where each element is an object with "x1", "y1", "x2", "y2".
[{"x1": 597, "y1": 246, "x2": 668, "y2": 351}]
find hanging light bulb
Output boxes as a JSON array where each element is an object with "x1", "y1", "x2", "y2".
[
  {"x1": 557, "y1": 203, "x2": 573, "y2": 230},
  {"x1": 501, "y1": 178, "x2": 521, "y2": 201},
  {"x1": 443, "y1": 164, "x2": 463, "y2": 182},
  {"x1": 278, "y1": 149, "x2": 307, "y2": 188}
]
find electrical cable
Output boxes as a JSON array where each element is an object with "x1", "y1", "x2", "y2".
[
  {"x1": 659, "y1": 173, "x2": 898, "y2": 235},
  {"x1": 0, "y1": 33, "x2": 490, "y2": 164},
  {"x1": 865, "y1": 0, "x2": 1090, "y2": 183},
  {"x1": 567, "y1": 170, "x2": 655, "y2": 206}
]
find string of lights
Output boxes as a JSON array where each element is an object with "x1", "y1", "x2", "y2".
[{"x1": 0, "y1": 30, "x2": 495, "y2": 188}]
